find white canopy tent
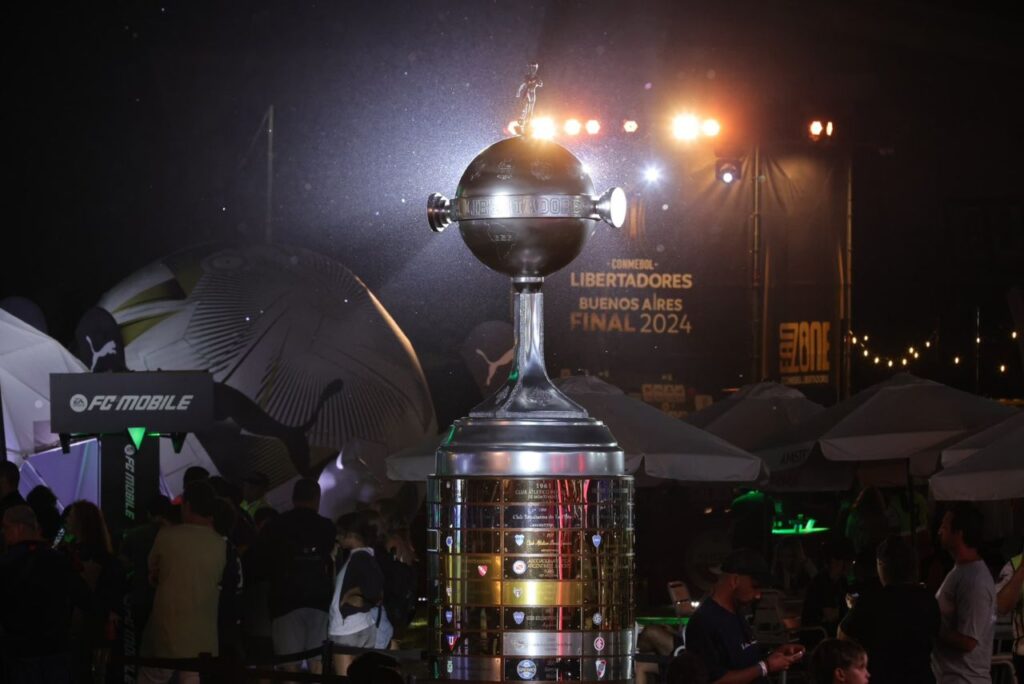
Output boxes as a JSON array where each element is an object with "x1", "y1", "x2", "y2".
[
  {"x1": 940, "y1": 411, "x2": 1024, "y2": 469},
  {"x1": 686, "y1": 382, "x2": 823, "y2": 451},
  {"x1": 386, "y1": 375, "x2": 765, "y2": 484},
  {"x1": 817, "y1": 374, "x2": 1015, "y2": 464},
  {"x1": 754, "y1": 374, "x2": 1014, "y2": 490},
  {"x1": 930, "y1": 419, "x2": 1024, "y2": 501},
  {"x1": 0, "y1": 309, "x2": 88, "y2": 464}
]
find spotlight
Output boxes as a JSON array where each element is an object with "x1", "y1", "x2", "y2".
[
  {"x1": 644, "y1": 166, "x2": 662, "y2": 183},
  {"x1": 672, "y1": 114, "x2": 700, "y2": 141},
  {"x1": 623, "y1": 120, "x2": 639, "y2": 133},
  {"x1": 715, "y1": 158, "x2": 742, "y2": 184},
  {"x1": 564, "y1": 119, "x2": 582, "y2": 135},
  {"x1": 585, "y1": 119, "x2": 601, "y2": 135},
  {"x1": 701, "y1": 118, "x2": 721, "y2": 137},
  {"x1": 809, "y1": 119, "x2": 835, "y2": 142},
  {"x1": 530, "y1": 116, "x2": 556, "y2": 139}
]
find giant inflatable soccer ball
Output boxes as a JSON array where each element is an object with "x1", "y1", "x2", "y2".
[{"x1": 98, "y1": 243, "x2": 436, "y2": 494}]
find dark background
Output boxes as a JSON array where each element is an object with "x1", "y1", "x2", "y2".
[{"x1": 6, "y1": 0, "x2": 1023, "y2": 425}]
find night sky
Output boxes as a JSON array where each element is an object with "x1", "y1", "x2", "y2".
[{"x1": 6, "y1": 1, "x2": 1024, "y2": 422}]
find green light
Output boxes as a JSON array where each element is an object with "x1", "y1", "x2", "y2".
[
  {"x1": 443, "y1": 424, "x2": 456, "y2": 446},
  {"x1": 508, "y1": 368, "x2": 520, "y2": 382},
  {"x1": 127, "y1": 427, "x2": 147, "y2": 451}
]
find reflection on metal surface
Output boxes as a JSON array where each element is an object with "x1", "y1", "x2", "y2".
[
  {"x1": 429, "y1": 476, "x2": 634, "y2": 681},
  {"x1": 502, "y1": 580, "x2": 584, "y2": 606}
]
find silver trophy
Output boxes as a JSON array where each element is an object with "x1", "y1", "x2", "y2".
[{"x1": 425, "y1": 65, "x2": 633, "y2": 683}]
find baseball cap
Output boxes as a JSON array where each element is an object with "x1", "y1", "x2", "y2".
[{"x1": 712, "y1": 548, "x2": 773, "y2": 584}]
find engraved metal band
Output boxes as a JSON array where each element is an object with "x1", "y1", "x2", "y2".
[
  {"x1": 453, "y1": 194, "x2": 596, "y2": 221},
  {"x1": 501, "y1": 629, "x2": 634, "y2": 656},
  {"x1": 437, "y1": 656, "x2": 502, "y2": 681}
]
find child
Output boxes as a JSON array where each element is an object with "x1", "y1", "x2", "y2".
[{"x1": 810, "y1": 638, "x2": 870, "y2": 684}]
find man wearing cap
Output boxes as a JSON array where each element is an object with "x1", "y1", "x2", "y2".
[
  {"x1": 684, "y1": 549, "x2": 805, "y2": 683},
  {"x1": 241, "y1": 471, "x2": 272, "y2": 518}
]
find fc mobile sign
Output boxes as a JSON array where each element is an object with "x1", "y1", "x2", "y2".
[{"x1": 51, "y1": 371, "x2": 214, "y2": 434}]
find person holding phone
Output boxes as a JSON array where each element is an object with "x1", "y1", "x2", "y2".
[{"x1": 684, "y1": 549, "x2": 806, "y2": 683}]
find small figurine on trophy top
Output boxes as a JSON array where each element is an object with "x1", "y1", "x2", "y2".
[{"x1": 516, "y1": 63, "x2": 543, "y2": 135}]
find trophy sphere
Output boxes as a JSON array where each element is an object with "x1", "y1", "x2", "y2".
[{"x1": 452, "y1": 136, "x2": 600, "y2": 278}]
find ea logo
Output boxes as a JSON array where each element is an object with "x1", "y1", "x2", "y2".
[{"x1": 70, "y1": 394, "x2": 89, "y2": 413}]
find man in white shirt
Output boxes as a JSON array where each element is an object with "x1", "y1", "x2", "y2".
[{"x1": 932, "y1": 503, "x2": 996, "y2": 684}]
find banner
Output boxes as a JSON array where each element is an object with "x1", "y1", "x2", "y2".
[
  {"x1": 50, "y1": 371, "x2": 214, "y2": 434},
  {"x1": 545, "y1": 147, "x2": 752, "y2": 414},
  {"x1": 99, "y1": 433, "x2": 160, "y2": 542},
  {"x1": 761, "y1": 145, "x2": 848, "y2": 404},
  {"x1": 540, "y1": 144, "x2": 847, "y2": 410}
]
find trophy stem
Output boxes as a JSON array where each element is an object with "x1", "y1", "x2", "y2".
[{"x1": 469, "y1": 277, "x2": 587, "y2": 419}]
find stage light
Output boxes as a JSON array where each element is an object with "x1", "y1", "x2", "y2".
[
  {"x1": 585, "y1": 119, "x2": 601, "y2": 135},
  {"x1": 644, "y1": 166, "x2": 662, "y2": 183},
  {"x1": 809, "y1": 119, "x2": 835, "y2": 141},
  {"x1": 531, "y1": 116, "x2": 556, "y2": 139},
  {"x1": 672, "y1": 114, "x2": 700, "y2": 141},
  {"x1": 564, "y1": 119, "x2": 582, "y2": 135},
  {"x1": 623, "y1": 120, "x2": 639, "y2": 133},
  {"x1": 702, "y1": 118, "x2": 721, "y2": 137},
  {"x1": 507, "y1": 121, "x2": 521, "y2": 136},
  {"x1": 715, "y1": 159, "x2": 741, "y2": 184}
]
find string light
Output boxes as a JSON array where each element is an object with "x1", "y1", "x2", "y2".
[
  {"x1": 887, "y1": 360, "x2": 894, "y2": 368},
  {"x1": 908, "y1": 346, "x2": 915, "y2": 354},
  {"x1": 863, "y1": 349, "x2": 869, "y2": 357},
  {"x1": 874, "y1": 356, "x2": 880, "y2": 364},
  {"x1": 954, "y1": 357, "x2": 960, "y2": 365},
  {"x1": 1000, "y1": 364, "x2": 1007, "y2": 373},
  {"x1": 1014, "y1": 331, "x2": 1019, "y2": 340}
]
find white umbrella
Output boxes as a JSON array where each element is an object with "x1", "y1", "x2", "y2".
[
  {"x1": 940, "y1": 411, "x2": 1024, "y2": 469},
  {"x1": 0, "y1": 310, "x2": 88, "y2": 463},
  {"x1": 385, "y1": 376, "x2": 765, "y2": 484},
  {"x1": 686, "y1": 382, "x2": 823, "y2": 451},
  {"x1": 817, "y1": 374, "x2": 1015, "y2": 463},
  {"x1": 930, "y1": 420, "x2": 1024, "y2": 501},
  {"x1": 557, "y1": 375, "x2": 765, "y2": 483}
]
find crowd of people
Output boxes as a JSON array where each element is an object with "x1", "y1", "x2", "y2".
[
  {"x1": 0, "y1": 462, "x2": 416, "y2": 683},
  {"x1": 648, "y1": 489, "x2": 1024, "y2": 684}
]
